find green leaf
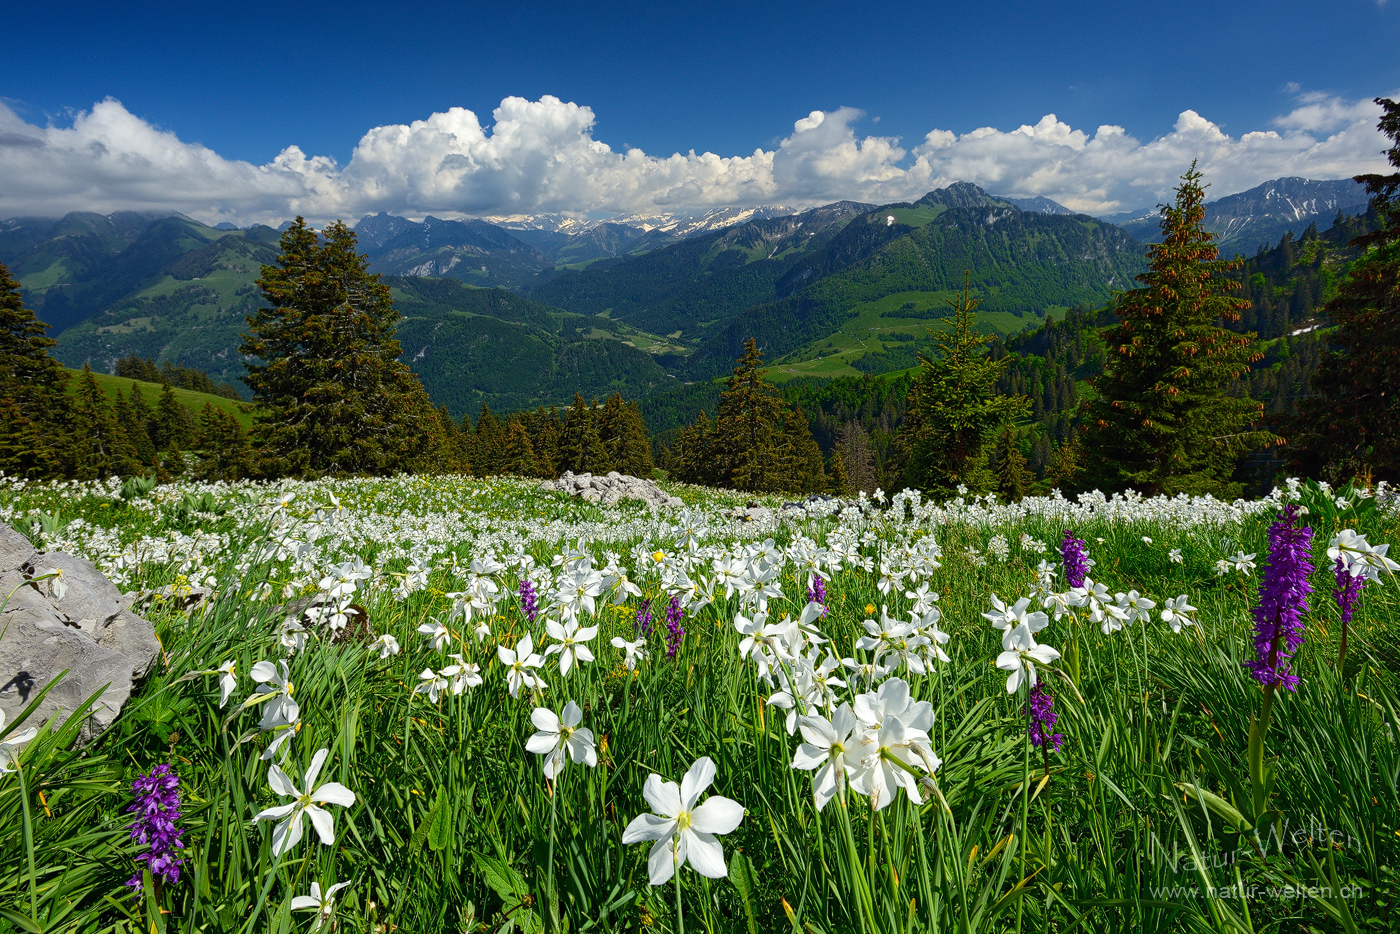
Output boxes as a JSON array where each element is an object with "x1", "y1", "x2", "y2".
[
  {"x1": 427, "y1": 788, "x2": 453, "y2": 852},
  {"x1": 1176, "y1": 782, "x2": 1253, "y2": 834},
  {"x1": 728, "y1": 851, "x2": 759, "y2": 934}
]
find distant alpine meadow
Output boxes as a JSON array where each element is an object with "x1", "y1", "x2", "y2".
[{"x1": 1, "y1": 473, "x2": 1398, "y2": 933}]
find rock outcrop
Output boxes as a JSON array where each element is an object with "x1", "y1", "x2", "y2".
[
  {"x1": 539, "y1": 471, "x2": 683, "y2": 509},
  {"x1": 0, "y1": 523, "x2": 161, "y2": 740}
]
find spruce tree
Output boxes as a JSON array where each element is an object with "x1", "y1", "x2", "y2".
[
  {"x1": 1044, "y1": 438, "x2": 1083, "y2": 494},
  {"x1": 777, "y1": 407, "x2": 827, "y2": 493},
  {"x1": 473, "y1": 404, "x2": 504, "y2": 475},
  {"x1": 523, "y1": 407, "x2": 563, "y2": 478},
  {"x1": 560, "y1": 394, "x2": 608, "y2": 474},
  {"x1": 1083, "y1": 167, "x2": 1277, "y2": 496},
  {"x1": 714, "y1": 338, "x2": 785, "y2": 491},
  {"x1": 827, "y1": 447, "x2": 853, "y2": 495},
  {"x1": 1293, "y1": 97, "x2": 1400, "y2": 481},
  {"x1": 115, "y1": 387, "x2": 156, "y2": 465},
  {"x1": 837, "y1": 420, "x2": 878, "y2": 493},
  {"x1": 153, "y1": 384, "x2": 195, "y2": 452},
  {"x1": 129, "y1": 381, "x2": 157, "y2": 440},
  {"x1": 241, "y1": 218, "x2": 438, "y2": 477},
  {"x1": 894, "y1": 278, "x2": 1029, "y2": 498},
  {"x1": 596, "y1": 393, "x2": 654, "y2": 477},
  {"x1": 993, "y1": 427, "x2": 1031, "y2": 501},
  {"x1": 193, "y1": 403, "x2": 254, "y2": 481},
  {"x1": 67, "y1": 365, "x2": 139, "y2": 479},
  {"x1": 0, "y1": 262, "x2": 69, "y2": 477},
  {"x1": 671, "y1": 410, "x2": 717, "y2": 485},
  {"x1": 500, "y1": 419, "x2": 540, "y2": 476}
]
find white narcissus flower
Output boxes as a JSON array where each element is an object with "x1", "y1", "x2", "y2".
[
  {"x1": 36, "y1": 567, "x2": 67, "y2": 601},
  {"x1": 246, "y1": 660, "x2": 298, "y2": 729},
  {"x1": 1160, "y1": 595, "x2": 1199, "y2": 633},
  {"x1": 442, "y1": 655, "x2": 483, "y2": 694},
  {"x1": 375, "y1": 634, "x2": 400, "y2": 658},
  {"x1": 253, "y1": 748, "x2": 355, "y2": 856},
  {"x1": 216, "y1": 660, "x2": 237, "y2": 707},
  {"x1": 544, "y1": 618, "x2": 598, "y2": 676},
  {"x1": 611, "y1": 636, "x2": 648, "y2": 670},
  {"x1": 291, "y1": 880, "x2": 351, "y2": 932},
  {"x1": 418, "y1": 619, "x2": 451, "y2": 652},
  {"x1": 791, "y1": 704, "x2": 859, "y2": 811},
  {"x1": 1329, "y1": 529, "x2": 1400, "y2": 581},
  {"x1": 995, "y1": 642, "x2": 1061, "y2": 694},
  {"x1": 1230, "y1": 551, "x2": 1257, "y2": 574},
  {"x1": 1118, "y1": 590, "x2": 1156, "y2": 626},
  {"x1": 0, "y1": 708, "x2": 39, "y2": 774},
  {"x1": 525, "y1": 701, "x2": 597, "y2": 779},
  {"x1": 621, "y1": 757, "x2": 745, "y2": 886},
  {"x1": 414, "y1": 668, "x2": 449, "y2": 703},
  {"x1": 498, "y1": 634, "x2": 546, "y2": 698}
]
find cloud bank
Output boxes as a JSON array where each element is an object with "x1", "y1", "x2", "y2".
[{"x1": 0, "y1": 90, "x2": 1391, "y2": 225}]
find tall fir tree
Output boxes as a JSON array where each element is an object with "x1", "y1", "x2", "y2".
[
  {"x1": 115, "y1": 387, "x2": 157, "y2": 465},
  {"x1": 596, "y1": 393, "x2": 654, "y2": 477},
  {"x1": 671, "y1": 410, "x2": 717, "y2": 486},
  {"x1": 241, "y1": 218, "x2": 440, "y2": 477},
  {"x1": 837, "y1": 420, "x2": 878, "y2": 493},
  {"x1": 473, "y1": 404, "x2": 504, "y2": 476},
  {"x1": 192, "y1": 403, "x2": 254, "y2": 481},
  {"x1": 776, "y1": 406, "x2": 827, "y2": 493},
  {"x1": 1293, "y1": 97, "x2": 1400, "y2": 482},
  {"x1": 67, "y1": 365, "x2": 140, "y2": 479},
  {"x1": 499, "y1": 419, "x2": 540, "y2": 476},
  {"x1": 521, "y1": 406, "x2": 563, "y2": 477},
  {"x1": 894, "y1": 277, "x2": 1029, "y2": 498},
  {"x1": 1083, "y1": 167, "x2": 1278, "y2": 497},
  {"x1": 559, "y1": 394, "x2": 609, "y2": 474},
  {"x1": 152, "y1": 383, "x2": 195, "y2": 452},
  {"x1": 0, "y1": 262, "x2": 69, "y2": 477},
  {"x1": 827, "y1": 447, "x2": 853, "y2": 495},
  {"x1": 714, "y1": 338, "x2": 785, "y2": 492},
  {"x1": 993, "y1": 427, "x2": 1031, "y2": 502}
]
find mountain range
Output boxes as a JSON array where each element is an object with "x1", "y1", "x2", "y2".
[
  {"x1": 1106, "y1": 176, "x2": 1370, "y2": 254},
  {"x1": 0, "y1": 175, "x2": 1370, "y2": 417}
]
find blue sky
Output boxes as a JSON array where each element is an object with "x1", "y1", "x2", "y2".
[{"x1": 2, "y1": 1, "x2": 1397, "y2": 223}]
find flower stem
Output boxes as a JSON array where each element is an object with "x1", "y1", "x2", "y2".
[{"x1": 674, "y1": 863, "x2": 684, "y2": 934}]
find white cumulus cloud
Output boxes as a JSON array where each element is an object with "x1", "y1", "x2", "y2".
[{"x1": 0, "y1": 90, "x2": 1392, "y2": 225}]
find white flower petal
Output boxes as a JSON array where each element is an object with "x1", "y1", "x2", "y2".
[
  {"x1": 683, "y1": 829, "x2": 728, "y2": 878},
  {"x1": 689, "y1": 796, "x2": 744, "y2": 835},
  {"x1": 623, "y1": 812, "x2": 676, "y2": 844},
  {"x1": 310, "y1": 782, "x2": 356, "y2": 807},
  {"x1": 642, "y1": 775, "x2": 683, "y2": 819},
  {"x1": 306, "y1": 804, "x2": 336, "y2": 845},
  {"x1": 647, "y1": 836, "x2": 678, "y2": 886},
  {"x1": 680, "y1": 757, "x2": 717, "y2": 811}
]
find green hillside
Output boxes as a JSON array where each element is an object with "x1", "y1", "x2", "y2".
[
  {"x1": 685, "y1": 191, "x2": 1144, "y2": 379},
  {"x1": 65, "y1": 368, "x2": 255, "y2": 428}
]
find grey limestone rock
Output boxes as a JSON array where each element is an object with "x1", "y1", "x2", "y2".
[
  {"x1": 0, "y1": 523, "x2": 161, "y2": 740},
  {"x1": 539, "y1": 471, "x2": 683, "y2": 509}
]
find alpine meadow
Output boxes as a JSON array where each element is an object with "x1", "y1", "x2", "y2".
[{"x1": 4, "y1": 12, "x2": 1400, "y2": 931}]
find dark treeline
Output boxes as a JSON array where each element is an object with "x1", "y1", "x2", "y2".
[
  {"x1": 114, "y1": 354, "x2": 244, "y2": 400},
  {"x1": 665, "y1": 339, "x2": 831, "y2": 494},
  {"x1": 458, "y1": 393, "x2": 652, "y2": 480}
]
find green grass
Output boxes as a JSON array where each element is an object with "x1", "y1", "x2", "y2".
[
  {"x1": 1, "y1": 476, "x2": 1397, "y2": 933},
  {"x1": 66, "y1": 368, "x2": 255, "y2": 428}
]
